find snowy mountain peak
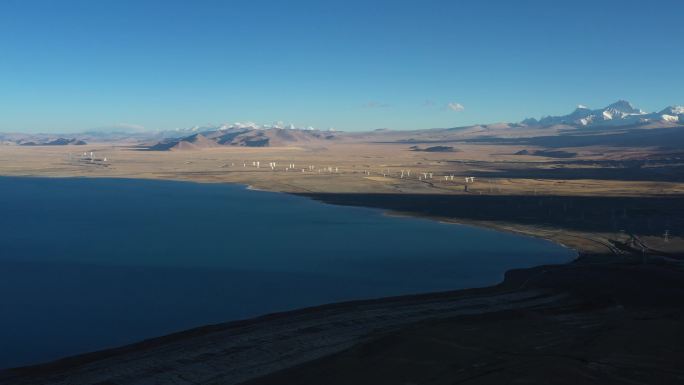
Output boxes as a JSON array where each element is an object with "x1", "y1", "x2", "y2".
[
  {"x1": 659, "y1": 106, "x2": 684, "y2": 115},
  {"x1": 605, "y1": 100, "x2": 643, "y2": 114},
  {"x1": 523, "y1": 101, "x2": 681, "y2": 128},
  {"x1": 159, "y1": 121, "x2": 323, "y2": 139}
]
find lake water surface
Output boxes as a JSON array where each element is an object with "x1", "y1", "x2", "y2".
[{"x1": 0, "y1": 177, "x2": 575, "y2": 368}]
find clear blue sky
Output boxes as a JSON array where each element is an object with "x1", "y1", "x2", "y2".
[{"x1": 1, "y1": 0, "x2": 682, "y2": 133}]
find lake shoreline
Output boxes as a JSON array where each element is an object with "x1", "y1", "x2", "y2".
[
  {"x1": 1, "y1": 176, "x2": 683, "y2": 384},
  {"x1": 3, "y1": 172, "x2": 674, "y2": 255}
]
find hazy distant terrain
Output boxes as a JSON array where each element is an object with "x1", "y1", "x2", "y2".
[{"x1": 2, "y1": 101, "x2": 682, "y2": 151}]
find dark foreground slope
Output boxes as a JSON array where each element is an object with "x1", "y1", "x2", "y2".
[
  {"x1": 2, "y1": 252, "x2": 683, "y2": 385},
  {"x1": 246, "y1": 261, "x2": 684, "y2": 385}
]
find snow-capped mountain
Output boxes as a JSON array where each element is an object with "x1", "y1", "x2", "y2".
[
  {"x1": 158, "y1": 121, "x2": 325, "y2": 139},
  {"x1": 150, "y1": 125, "x2": 339, "y2": 150},
  {"x1": 523, "y1": 100, "x2": 683, "y2": 127},
  {"x1": 657, "y1": 106, "x2": 684, "y2": 123},
  {"x1": 148, "y1": 121, "x2": 340, "y2": 150}
]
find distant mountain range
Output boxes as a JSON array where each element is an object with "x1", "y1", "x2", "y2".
[
  {"x1": 149, "y1": 125, "x2": 339, "y2": 150},
  {"x1": 0, "y1": 133, "x2": 87, "y2": 146},
  {"x1": 522, "y1": 100, "x2": 683, "y2": 127},
  {"x1": 1, "y1": 101, "x2": 682, "y2": 149},
  {"x1": 20, "y1": 138, "x2": 87, "y2": 146},
  {"x1": 149, "y1": 101, "x2": 683, "y2": 150}
]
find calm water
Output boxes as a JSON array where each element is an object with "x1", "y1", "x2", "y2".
[{"x1": 0, "y1": 177, "x2": 575, "y2": 368}]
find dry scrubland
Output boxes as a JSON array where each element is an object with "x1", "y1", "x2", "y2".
[{"x1": 1, "y1": 142, "x2": 682, "y2": 196}]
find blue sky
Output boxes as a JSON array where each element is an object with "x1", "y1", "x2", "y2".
[{"x1": 1, "y1": 0, "x2": 683, "y2": 133}]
